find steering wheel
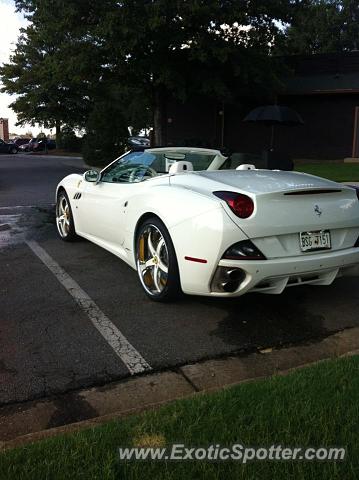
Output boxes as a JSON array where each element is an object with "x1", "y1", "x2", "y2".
[{"x1": 129, "y1": 165, "x2": 157, "y2": 183}]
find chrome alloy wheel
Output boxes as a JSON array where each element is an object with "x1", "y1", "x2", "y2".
[
  {"x1": 137, "y1": 224, "x2": 169, "y2": 295},
  {"x1": 56, "y1": 194, "x2": 71, "y2": 238}
]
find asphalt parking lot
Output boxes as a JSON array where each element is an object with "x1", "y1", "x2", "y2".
[{"x1": 1, "y1": 154, "x2": 359, "y2": 407}]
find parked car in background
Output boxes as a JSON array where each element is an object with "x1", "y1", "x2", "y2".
[
  {"x1": 0, "y1": 139, "x2": 18, "y2": 154},
  {"x1": 18, "y1": 138, "x2": 56, "y2": 152},
  {"x1": 36, "y1": 139, "x2": 56, "y2": 151},
  {"x1": 13, "y1": 138, "x2": 31, "y2": 147},
  {"x1": 128, "y1": 136, "x2": 150, "y2": 149},
  {"x1": 18, "y1": 138, "x2": 38, "y2": 152}
]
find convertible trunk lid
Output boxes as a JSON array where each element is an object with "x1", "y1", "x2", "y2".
[{"x1": 196, "y1": 169, "x2": 343, "y2": 195}]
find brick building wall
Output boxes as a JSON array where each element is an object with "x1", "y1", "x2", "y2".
[{"x1": 0, "y1": 118, "x2": 9, "y2": 142}]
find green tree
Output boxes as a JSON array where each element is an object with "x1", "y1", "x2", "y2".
[
  {"x1": 0, "y1": 0, "x2": 105, "y2": 144},
  {"x1": 100, "y1": 0, "x2": 293, "y2": 144},
  {"x1": 341, "y1": 0, "x2": 359, "y2": 51},
  {"x1": 1, "y1": 0, "x2": 293, "y2": 160},
  {"x1": 81, "y1": 81, "x2": 149, "y2": 166},
  {"x1": 60, "y1": 126, "x2": 82, "y2": 152},
  {"x1": 277, "y1": 0, "x2": 359, "y2": 54}
]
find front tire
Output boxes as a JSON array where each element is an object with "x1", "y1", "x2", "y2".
[
  {"x1": 136, "y1": 217, "x2": 181, "y2": 302},
  {"x1": 56, "y1": 191, "x2": 78, "y2": 242},
  {"x1": 10, "y1": 147, "x2": 17, "y2": 154}
]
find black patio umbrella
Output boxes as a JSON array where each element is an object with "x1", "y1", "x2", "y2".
[{"x1": 243, "y1": 104, "x2": 304, "y2": 150}]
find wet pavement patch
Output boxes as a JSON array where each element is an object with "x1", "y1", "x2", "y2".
[
  {"x1": 46, "y1": 392, "x2": 99, "y2": 429},
  {"x1": 206, "y1": 289, "x2": 328, "y2": 352},
  {"x1": 34, "y1": 206, "x2": 56, "y2": 225},
  {"x1": 0, "y1": 360, "x2": 17, "y2": 383},
  {"x1": 0, "y1": 207, "x2": 55, "y2": 247},
  {"x1": 0, "y1": 214, "x2": 23, "y2": 246}
]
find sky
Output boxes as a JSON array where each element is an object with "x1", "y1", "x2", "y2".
[{"x1": 0, "y1": 0, "x2": 49, "y2": 135}]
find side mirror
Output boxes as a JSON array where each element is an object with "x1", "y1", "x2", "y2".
[{"x1": 84, "y1": 170, "x2": 100, "y2": 183}]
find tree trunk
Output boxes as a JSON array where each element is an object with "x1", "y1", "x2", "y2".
[
  {"x1": 55, "y1": 120, "x2": 62, "y2": 149},
  {"x1": 153, "y1": 87, "x2": 167, "y2": 146}
]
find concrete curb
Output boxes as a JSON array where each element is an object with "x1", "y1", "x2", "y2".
[
  {"x1": 1, "y1": 326, "x2": 359, "y2": 451},
  {"x1": 344, "y1": 157, "x2": 359, "y2": 163}
]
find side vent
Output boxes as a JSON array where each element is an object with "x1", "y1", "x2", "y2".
[{"x1": 73, "y1": 192, "x2": 82, "y2": 200}]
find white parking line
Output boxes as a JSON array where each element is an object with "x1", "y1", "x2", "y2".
[{"x1": 26, "y1": 240, "x2": 152, "y2": 375}]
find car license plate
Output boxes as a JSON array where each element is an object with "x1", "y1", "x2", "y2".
[{"x1": 300, "y1": 230, "x2": 331, "y2": 252}]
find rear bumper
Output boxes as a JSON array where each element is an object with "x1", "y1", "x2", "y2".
[{"x1": 209, "y1": 247, "x2": 359, "y2": 297}]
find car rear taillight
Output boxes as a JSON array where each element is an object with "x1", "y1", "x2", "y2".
[{"x1": 214, "y1": 191, "x2": 254, "y2": 219}]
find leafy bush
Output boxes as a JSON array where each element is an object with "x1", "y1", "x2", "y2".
[
  {"x1": 59, "y1": 126, "x2": 82, "y2": 152},
  {"x1": 82, "y1": 101, "x2": 128, "y2": 167}
]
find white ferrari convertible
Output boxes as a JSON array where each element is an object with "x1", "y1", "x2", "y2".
[{"x1": 56, "y1": 147, "x2": 359, "y2": 301}]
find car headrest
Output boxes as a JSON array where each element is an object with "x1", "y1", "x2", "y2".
[
  {"x1": 168, "y1": 161, "x2": 194, "y2": 175},
  {"x1": 236, "y1": 164, "x2": 256, "y2": 170}
]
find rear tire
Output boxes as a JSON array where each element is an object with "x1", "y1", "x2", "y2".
[
  {"x1": 136, "y1": 217, "x2": 182, "y2": 302},
  {"x1": 56, "y1": 190, "x2": 78, "y2": 242}
]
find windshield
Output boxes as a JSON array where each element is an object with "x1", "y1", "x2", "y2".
[{"x1": 101, "y1": 150, "x2": 217, "y2": 183}]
